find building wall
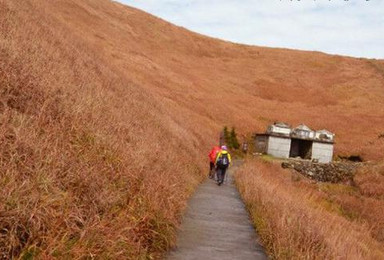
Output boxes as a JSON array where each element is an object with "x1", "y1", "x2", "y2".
[
  {"x1": 268, "y1": 125, "x2": 291, "y2": 136},
  {"x1": 312, "y1": 142, "x2": 334, "y2": 163},
  {"x1": 292, "y1": 129, "x2": 315, "y2": 139},
  {"x1": 267, "y1": 136, "x2": 291, "y2": 158},
  {"x1": 315, "y1": 131, "x2": 334, "y2": 142}
]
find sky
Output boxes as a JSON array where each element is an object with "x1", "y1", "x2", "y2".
[{"x1": 120, "y1": 0, "x2": 384, "y2": 59}]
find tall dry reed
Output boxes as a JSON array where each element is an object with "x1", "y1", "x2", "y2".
[
  {"x1": 236, "y1": 159, "x2": 384, "y2": 259},
  {"x1": 0, "y1": 0, "x2": 205, "y2": 258},
  {"x1": 1, "y1": 0, "x2": 384, "y2": 258}
]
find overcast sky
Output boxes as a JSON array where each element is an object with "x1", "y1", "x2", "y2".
[{"x1": 120, "y1": 0, "x2": 384, "y2": 59}]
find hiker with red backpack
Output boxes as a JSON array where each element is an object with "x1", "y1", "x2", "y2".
[
  {"x1": 215, "y1": 145, "x2": 232, "y2": 186},
  {"x1": 208, "y1": 146, "x2": 221, "y2": 179}
]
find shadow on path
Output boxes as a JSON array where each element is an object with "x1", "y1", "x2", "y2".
[{"x1": 167, "y1": 161, "x2": 267, "y2": 260}]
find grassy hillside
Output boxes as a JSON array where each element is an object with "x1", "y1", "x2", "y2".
[
  {"x1": 38, "y1": 0, "x2": 384, "y2": 159},
  {"x1": 1, "y1": 0, "x2": 383, "y2": 258},
  {"x1": 0, "y1": 0, "x2": 205, "y2": 258},
  {"x1": 236, "y1": 159, "x2": 384, "y2": 259}
]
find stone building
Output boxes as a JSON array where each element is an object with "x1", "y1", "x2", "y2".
[{"x1": 255, "y1": 122, "x2": 334, "y2": 163}]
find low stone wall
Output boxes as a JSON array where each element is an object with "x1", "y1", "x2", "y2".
[{"x1": 281, "y1": 160, "x2": 358, "y2": 183}]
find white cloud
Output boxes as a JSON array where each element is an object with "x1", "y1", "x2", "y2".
[{"x1": 120, "y1": 0, "x2": 384, "y2": 58}]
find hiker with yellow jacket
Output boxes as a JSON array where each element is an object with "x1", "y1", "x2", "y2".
[{"x1": 215, "y1": 145, "x2": 232, "y2": 186}]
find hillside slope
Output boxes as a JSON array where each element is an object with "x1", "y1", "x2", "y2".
[
  {"x1": 49, "y1": 0, "x2": 384, "y2": 159},
  {"x1": 1, "y1": 0, "x2": 383, "y2": 258}
]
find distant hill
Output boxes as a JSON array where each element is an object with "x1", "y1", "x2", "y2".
[{"x1": 41, "y1": 0, "x2": 384, "y2": 159}]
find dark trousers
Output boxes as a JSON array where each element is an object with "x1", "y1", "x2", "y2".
[
  {"x1": 209, "y1": 162, "x2": 215, "y2": 178},
  {"x1": 216, "y1": 166, "x2": 228, "y2": 184},
  {"x1": 210, "y1": 162, "x2": 215, "y2": 171}
]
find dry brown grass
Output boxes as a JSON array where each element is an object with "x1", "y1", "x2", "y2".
[
  {"x1": 42, "y1": 0, "x2": 384, "y2": 160},
  {"x1": 1, "y1": 0, "x2": 384, "y2": 258},
  {"x1": 236, "y1": 159, "x2": 384, "y2": 259},
  {"x1": 0, "y1": 0, "x2": 205, "y2": 258}
]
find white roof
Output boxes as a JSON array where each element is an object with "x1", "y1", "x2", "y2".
[
  {"x1": 294, "y1": 124, "x2": 312, "y2": 132},
  {"x1": 316, "y1": 129, "x2": 334, "y2": 135},
  {"x1": 273, "y1": 122, "x2": 291, "y2": 128}
]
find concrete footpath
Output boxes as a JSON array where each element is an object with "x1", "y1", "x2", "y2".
[{"x1": 167, "y1": 162, "x2": 267, "y2": 260}]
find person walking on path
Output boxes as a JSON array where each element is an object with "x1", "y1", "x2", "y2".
[
  {"x1": 208, "y1": 146, "x2": 221, "y2": 179},
  {"x1": 215, "y1": 145, "x2": 232, "y2": 186}
]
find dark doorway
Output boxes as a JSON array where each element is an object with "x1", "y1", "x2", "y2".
[
  {"x1": 255, "y1": 135, "x2": 268, "y2": 153},
  {"x1": 290, "y1": 139, "x2": 313, "y2": 159}
]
